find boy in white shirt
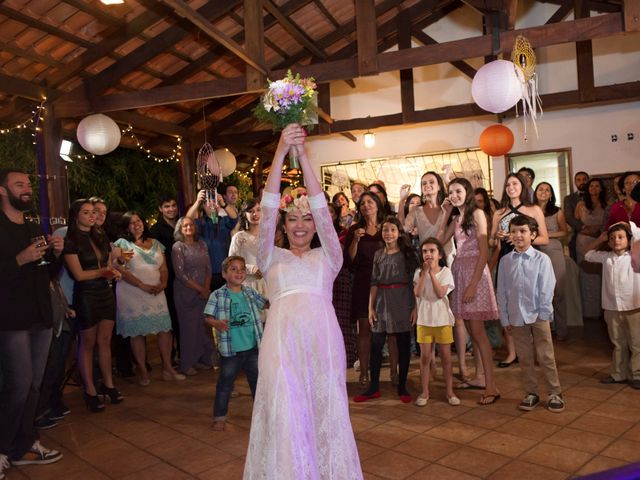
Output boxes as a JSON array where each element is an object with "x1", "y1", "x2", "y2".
[{"x1": 585, "y1": 221, "x2": 640, "y2": 389}]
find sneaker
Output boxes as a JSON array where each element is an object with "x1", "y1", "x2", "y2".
[
  {"x1": 415, "y1": 395, "x2": 428, "y2": 407},
  {"x1": 47, "y1": 404, "x2": 70, "y2": 421},
  {"x1": 12, "y1": 440, "x2": 63, "y2": 465},
  {"x1": 547, "y1": 394, "x2": 565, "y2": 413},
  {"x1": 34, "y1": 416, "x2": 58, "y2": 430},
  {"x1": 518, "y1": 393, "x2": 540, "y2": 411},
  {"x1": 1, "y1": 454, "x2": 10, "y2": 480}
]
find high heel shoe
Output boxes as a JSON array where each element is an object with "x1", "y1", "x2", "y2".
[
  {"x1": 83, "y1": 393, "x2": 105, "y2": 413},
  {"x1": 99, "y1": 385, "x2": 124, "y2": 404}
]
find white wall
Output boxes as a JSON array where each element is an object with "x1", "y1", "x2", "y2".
[{"x1": 306, "y1": 2, "x2": 640, "y2": 196}]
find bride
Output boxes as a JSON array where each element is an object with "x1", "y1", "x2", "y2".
[{"x1": 243, "y1": 124, "x2": 362, "y2": 479}]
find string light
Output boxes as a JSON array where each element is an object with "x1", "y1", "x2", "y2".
[
  {"x1": 121, "y1": 125, "x2": 182, "y2": 163},
  {"x1": 0, "y1": 99, "x2": 46, "y2": 144}
]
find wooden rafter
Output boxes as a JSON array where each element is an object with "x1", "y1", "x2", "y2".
[
  {"x1": 157, "y1": 0, "x2": 268, "y2": 74},
  {"x1": 245, "y1": 0, "x2": 266, "y2": 90},
  {"x1": 355, "y1": 0, "x2": 379, "y2": 76},
  {"x1": 575, "y1": 0, "x2": 595, "y2": 102}
]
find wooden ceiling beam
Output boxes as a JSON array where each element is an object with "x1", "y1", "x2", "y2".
[
  {"x1": 0, "y1": 73, "x2": 56, "y2": 101},
  {"x1": 263, "y1": 0, "x2": 328, "y2": 59},
  {"x1": 245, "y1": 0, "x2": 266, "y2": 90},
  {"x1": 355, "y1": 0, "x2": 379, "y2": 76},
  {"x1": 157, "y1": 0, "x2": 268, "y2": 74},
  {"x1": 54, "y1": 12, "x2": 625, "y2": 116},
  {"x1": 575, "y1": 0, "x2": 595, "y2": 102},
  {"x1": 411, "y1": 29, "x2": 477, "y2": 79},
  {"x1": 399, "y1": 10, "x2": 415, "y2": 123},
  {"x1": 546, "y1": 1, "x2": 572, "y2": 24},
  {"x1": 624, "y1": 0, "x2": 640, "y2": 31}
]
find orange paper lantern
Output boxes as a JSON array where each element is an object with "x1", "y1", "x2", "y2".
[{"x1": 479, "y1": 124, "x2": 514, "y2": 157}]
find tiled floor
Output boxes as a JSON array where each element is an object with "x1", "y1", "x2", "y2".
[{"x1": 6, "y1": 320, "x2": 640, "y2": 479}]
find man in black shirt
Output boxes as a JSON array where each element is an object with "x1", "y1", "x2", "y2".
[
  {"x1": 150, "y1": 193, "x2": 180, "y2": 363},
  {"x1": 0, "y1": 168, "x2": 64, "y2": 474}
]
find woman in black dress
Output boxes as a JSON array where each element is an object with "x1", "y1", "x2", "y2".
[{"x1": 64, "y1": 199, "x2": 121, "y2": 412}]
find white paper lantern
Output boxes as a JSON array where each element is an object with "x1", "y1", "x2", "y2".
[
  {"x1": 214, "y1": 148, "x2": 236, "y2": 176},
  {"x1": 76, "y1": 114, "x2": 121, "y2": 155},
  {"x1": 471, "y1": 60, "x2": 522, "y2": 114}
]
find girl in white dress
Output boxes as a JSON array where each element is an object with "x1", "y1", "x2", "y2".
[{"x1": 243, "y1": 125, "x2": 362, "y2": 480}]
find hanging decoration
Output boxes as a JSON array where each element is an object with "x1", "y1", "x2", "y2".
[
  {"x1": 479, "y1": 124, "x2": 514, "y2": 157},
  {"x1": 0, "y1": 99, "x2": 46, "y2": 144},
  {"x1": 471, "y1": 60, "x2": 522, "y2": 114},
  {"x1": 76, "y1": 114, "x2": 121, "y2": 155},
  {"x1": 213, "y1": 148, "x2": 237, "y2": 177},
  {"x1": 121, "y1": 126, "x2": 182, "y2": 163},
  {"x1": 512, "y1": 35, "x2": 542, "y2": 140}
]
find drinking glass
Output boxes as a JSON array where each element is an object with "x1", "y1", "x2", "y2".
[{"x1": 31, "y1": 235, "x2": 50, "y2": 266}]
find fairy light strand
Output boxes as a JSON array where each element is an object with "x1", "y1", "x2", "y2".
[
  {"x1": 121, "y1": 125, "x2": 182, "y2": 163},
  {"x1": 0, "y1": 99, "x2": 47, "y2": 143}
]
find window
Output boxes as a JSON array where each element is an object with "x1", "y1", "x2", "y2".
[{"x1": 506, "y1": 149, "x2": 572, "y2": 202}]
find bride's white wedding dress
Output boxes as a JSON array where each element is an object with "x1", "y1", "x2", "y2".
[{"x1": 243, "y1": 191, "x2": 362, "y2": 480}]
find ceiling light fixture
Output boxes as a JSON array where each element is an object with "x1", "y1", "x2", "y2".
[{"x1": 364, "y1": 130, "x2": 375, "y2": 148}]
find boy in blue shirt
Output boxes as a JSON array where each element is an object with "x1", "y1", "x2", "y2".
[
  {"x1": 204, "y1": 255, "x2": 268, "y2": 431},
  {"x1": 497, "y1": 215, "x2": 565, "y2": 413}
]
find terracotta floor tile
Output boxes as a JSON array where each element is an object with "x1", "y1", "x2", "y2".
[
  {"x1": 197, "y1": 458, "x2": 246, "y2": 480},
  {"x1": 385, "y1": 411, "x2": 445, "y2": 433},
  {"x1": 426, "y1": 420, "x2": 489, "y2": 444},
  {"x1": 120, "y1": 462, "x2": 194, "y2": 480},
  {"x1": 519, "y1": 442, "x2": 593, "y2": 473},
  {"x1": 361, "y1": 449, "x2": 427, "y2": 480},
  {"x1": 165, "y1": 444, "x2": 237, "y2": 475},
  {"x1": 622, "y1": 423, "x2": 640, "y2": 442},
  {"x1": 470, "y1": 431, "x2": 537, "y2": 457},
  {"x1": 496, "y1": 417, "x2": 561, "y2": 441},
  {"x1": 437, "y1": 446, "x2": 510, "y2": 477},
  {"x1": 559, "y1": 393, "x2": 600, "y2": 413},
  {"x1": 408, "y1": 463, "x2": 481, "y2": 479},
  {"x1": 487, "y1": 459, "x2": 568, "y2": 480},
  {"x1": 588, "y1": 401, "x2": 640, "y2": 423},
  {"x1": 517, "y1": 407, "x2": 581, "y2": 426},
  {"x1": 599, "y1": 438, "x2": 640, "y2": 463},
  {"x1": 569, "y1": 413, "x2": 635, "y2": 437},
  {"x1": 356, "y1": 424, "x2": 418, "y2": 448},
  {"x1": 545, "y1": 427, "x2": 615, "y2": 454},
  {"x1": 575, "y1": 455, "x2": 630, "y2": 477},
  {"x1": 411, "y1": 400, "x2": 471, "y2": 420},
  {"x1": 608, "y1": 387, "x2": 640, "y2": 408},
  {"x1": 393, "y1": 434, "x2": 459, "y2": 462},
  {"x1": 356, "y1": 440, "x2": 387, "y2": 461},
  {"x1": 563, "y1": 384, "x2": 619, "y2": 402},
  {"x1": 95, "y1": 449, "x2": 162, "y2": 478},
  {"x1": 454, "y1": 409, "x2": 513, "y2": 429}
]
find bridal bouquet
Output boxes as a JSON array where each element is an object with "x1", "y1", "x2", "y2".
[{"x1": 253, "y1": 70, "x2": 317, "y2": 168}]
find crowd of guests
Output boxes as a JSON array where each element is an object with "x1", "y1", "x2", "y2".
[{"x1": 1, "y1": 159, "x2": 639, "y2": 478}]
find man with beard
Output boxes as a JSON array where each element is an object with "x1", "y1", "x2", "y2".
[
  {"x1": 150, "y1": 193, "x2": 180, "y2": 364},
  {"x1": 0, "y1": 168, "x2": 64, "y2": 477},
  {"x1": 564, "y1": 171, "x2": 590, "y2": 261}
]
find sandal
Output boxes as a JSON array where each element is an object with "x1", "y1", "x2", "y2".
[
  {"x1": 447, "y1": 396, "x2": 461, "y2": 406},
  {"x1": 456, "y1": 381, "x2": 485, "y2": 390},
  {"x1": 478, "y1": 393, "x2": 501, "y2": 405}
]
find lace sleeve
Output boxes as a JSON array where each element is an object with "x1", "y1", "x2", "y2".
[
  {"x1": 257, "y1": 191, "x2": 280, "y2": 273},
  {"x1": 171, "y1": 242, "x2": 189, "y2": 284},
  {"x1": 309, "y1": 193, "x2": 343, "y2": 273},
  {"x1": 229, "y1": 232, "x2": 258, "y2": 274}
]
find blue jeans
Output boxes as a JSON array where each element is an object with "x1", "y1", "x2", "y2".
[
  {"x1": 36, "y1": 329, "x2": 73, "y2": 418},
  {"x1": 0, "y1": 325, "x2": 52, "y2": 459},
  {"x1": 213, "y1": 348, "x2": 258, "y2": 421}
]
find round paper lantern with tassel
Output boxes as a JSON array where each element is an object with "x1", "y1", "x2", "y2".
[
  {"x1": 479, "y1": 124, "x2": 514, "y2": 157},
  {"x1": 214, "y1": 148, "x2": 236, "y2": 177},
  {"x1": 76, "y1": 114, "x2": 121, "y2": 155},
  {"x1": 471, "y1": 60, "x2": 522, "y2": 114}
]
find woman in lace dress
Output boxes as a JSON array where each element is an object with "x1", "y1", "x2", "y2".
[
  {"x1": 244, "y1": 125, "x2": 362, "y2": 480},
  {"x1": 114, "y1": 212, "x2": 185, "y2": 386},
  {"x1": 172, "y1": 216, "x2": 213, "y2": 375},
  {"x1": 228, "y1": 198, "x2": 267, "y2": 298}
]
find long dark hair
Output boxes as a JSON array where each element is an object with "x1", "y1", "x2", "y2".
[
  {"x1": 367, "y1": 183, "x2": 393, "y2": 216},
  {"x1": 67, "y1": 199, "x2": 110, "y2": 263},
  {"x1": 353, "y1": 191, "x2": 384, "y2": 229},
  {"x1": 534, "y1": 182, "x2": 560, "y2": 216},
  {"x1": 277, "y1": 210, "x2": 322, "y2": 250},
  {"x1": 327, "y1": 203, "x2": 342, "y2": 233},
  {"x1": 474, "y1": 187, "x2": 492, "y2": 220},
  {"x1": 449, "y1": 178, "x2": 477, "y2": 235},
  {"x1": 120, "y1": 211, "x2": 151, "y2": 242},
  {"x1": 421, "y1": 171, "x2": 446, "y2": 206},
  {"x1": 379, "y1": 216, "x2": 418, "y2": 274},
  {"x1": 238, "y1": 198, "x2": 260, "y2": 231},
  {"x1": 500, "y1": 173, "x2": 531, "y2": 208},
  {"x1": 584, "y1": 178, "x2": 607, "y2": 211},
  {"x1": 404, "y1": 193, "x2": 421, "y2": 217}
]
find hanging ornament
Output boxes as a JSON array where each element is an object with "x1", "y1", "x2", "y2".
[
  {"x1": 213, "y1": 148, "x2": 237, "y2": 177},
  {"x1": 479, "y1": 124, "x2": 514, "y2": 156},
  {"x1": 512, "y1": 35, "x2": 542, "y2": 140},
  {"x1": 197, "y1": 142, "x2": 220, "y2": 224},
  {"x1": 471, "y1": 60, "x2": 522, "y2": 114},
  {"x1": 76, "y1": 114, "x2": 121, "y2": 155}
]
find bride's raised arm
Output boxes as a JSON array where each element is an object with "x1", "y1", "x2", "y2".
[{"x1": 296, "y1": 128, "x2": 343, "y2": 274}]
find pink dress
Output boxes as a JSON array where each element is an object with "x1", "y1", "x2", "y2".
[
  {"x1": 243, "y1": 191, "x2": 362, "y2": 480},
  {"x1": 450, "y1": 220, "x2": 499, "y2": 320}
]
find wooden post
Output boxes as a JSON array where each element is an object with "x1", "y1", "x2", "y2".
[
  {"x1": 317, "y1": 83, "x2": 331, "y2": 135},
  {"x1": 398, "y1": 10, "x2": 415, "y2": 124},
  {"x1": 575, "y1": 0, "x2": 595, "y2": 102},
  {"x1": 355, "y1": 0, "x2": 378, "y2": 76},
  {"x1": 624, "y1": 0, "x2": 640, "y2": 32},
  {"x1": 244, "y1": 0, "x2": 266, "y2": 91},
  {"x1": 178, "y1": 138, "x2": 196, "y2": 211}
]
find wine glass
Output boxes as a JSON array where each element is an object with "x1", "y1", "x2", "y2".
[
  {"x1": 31, "y1": 235, "x2": 50, "y2": 266},
  {"x1": 121, "y1": 249, "x2": 134, "y2": 270}
]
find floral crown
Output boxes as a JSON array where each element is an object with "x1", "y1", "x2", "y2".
[{"x1": 280, "y1": 187, "x2": 310, "y2": 214}]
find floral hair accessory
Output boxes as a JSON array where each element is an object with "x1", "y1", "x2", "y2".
[{"x1": 280, "y1": 187, "x2": 311, "y2": 214}]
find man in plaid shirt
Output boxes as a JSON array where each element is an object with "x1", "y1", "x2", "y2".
[{"x1": 204, "y1": 255, "x2": 268, "y2": 431}]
